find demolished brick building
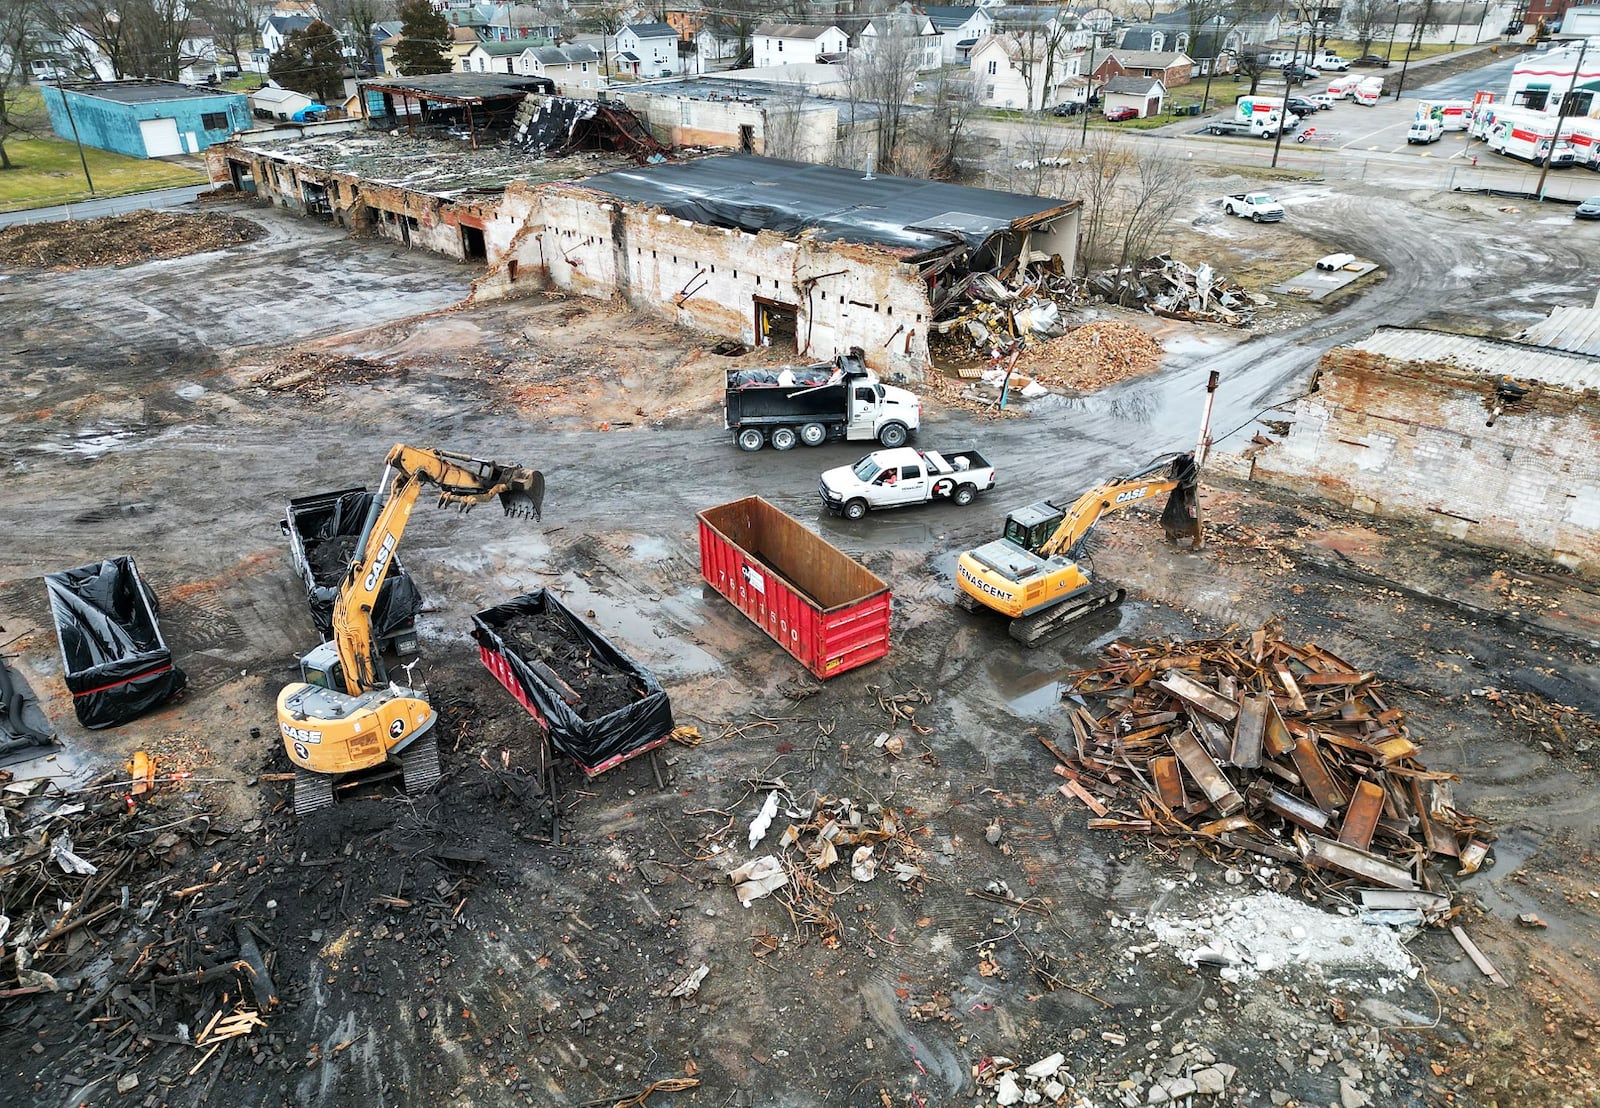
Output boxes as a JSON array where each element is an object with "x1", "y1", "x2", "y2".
[{"x1": 1251, "y1": 323, "x2": 1600, "y2": 573}]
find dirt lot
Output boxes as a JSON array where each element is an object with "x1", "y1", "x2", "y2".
[{"x1": 1, "y1": 194, "x2": 1597, "y2": 1108}]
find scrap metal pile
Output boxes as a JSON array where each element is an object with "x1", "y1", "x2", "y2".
[
  {"x1": 1087, "y1": 255, "x2": 1263, "y2": 327},
  {"x1": 510, "y1": 95, "x2": 668, "y2": 160},
  {"x1": 1053, "y1": 624, "x2": 1492, "y2": 905}
]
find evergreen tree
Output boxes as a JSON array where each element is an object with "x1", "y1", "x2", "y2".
[
  {"x1": 390, "y1": 0, "x2": 453, "y2": 75},
  {"x1": 268, "y1": 20, "x2": 346, "y2": 105}
]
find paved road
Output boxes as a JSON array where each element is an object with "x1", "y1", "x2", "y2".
[
  {"x1": 1410, "y1": 53, "x2": 1521, "y2": 99},
  {"x1": 0, "y1": 183, "x2": 212, "y2": 229}
]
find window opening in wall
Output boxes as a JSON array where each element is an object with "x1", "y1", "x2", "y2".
[
  {"x1": 201, "y1": 111, "x2": 228, "y2": 130},
  {"x1": 739, "y1": 123, "x2": 755, "y2": 153}
]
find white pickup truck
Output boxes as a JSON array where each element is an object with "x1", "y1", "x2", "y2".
[
  {"x1": 1222, "y1": 192, "x2": 1285, "y2": 222},
  {"x1": 819, "y1": 447, "x2": 996, "y2": 520}
]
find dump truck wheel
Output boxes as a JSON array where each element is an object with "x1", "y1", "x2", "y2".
[
  {"x1": 771, "y1": 427, "x2": 798, "y2": 451},
  {"x1": 800, "y1": 422, "x2": 826, "y2": 446},
  {"x1": 737, "y1": 428, "x2": 764, "y2": 452},
  {"x1": 878, "y1": 422, "x2": 907, "y2": 448},
  {"x1": 953, "y1": 484, "x2": 976, "y2": 506},
  {"x1": 844, "y1": 499, "x2": 868, "y2": 521}
]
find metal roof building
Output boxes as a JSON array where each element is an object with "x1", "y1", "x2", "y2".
[
  {"x1": 40, "y1": 80, "x2": 248, "y2": 158},
  {"x1": 1349, "y1": 326, "x2": 1600, "y2": 393}
]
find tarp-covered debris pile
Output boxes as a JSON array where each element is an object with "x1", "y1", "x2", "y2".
[
  {"x1": 1052, "y1": 621, "x2": 1491, "y2": 908},
  {"x1": 44, "y1": 557, "x2": 186, "y2": 730},
  {"x1": 511, "y1": 96, "x2": 668, "y2": 160},
  {"x1": 0, "y1": 655, "x2": 55, "y2": 755},
  {"x1": 1087, "y1": 254, "x2": 1265, "y2": 327}
]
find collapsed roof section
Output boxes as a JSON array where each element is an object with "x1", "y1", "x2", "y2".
[
  {"x1": 579, "y1": 154, "x2": 1079, "y2": 267},
  {"x1": 510, "y1": 96, "x2": 670, "y2": 161}
]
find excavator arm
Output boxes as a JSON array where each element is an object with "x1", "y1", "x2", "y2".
[
  {"x1": 1036, "y1": 453, "x2": 1199, "y2": 559},
  {"x1": 331, "y1": 446, "x2": 544, "y2": 694}
]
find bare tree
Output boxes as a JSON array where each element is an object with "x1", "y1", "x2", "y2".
[
  {"x1": 1061, "y1": 131, "x2": 1129, "y2": 269},
  {"x1": 1, "y1": 0, "x2": 42, "y2": 171},
  {"x1": 1343, "y1": 0, "x2": 1391, "y2": 53},
  {"x1": 1006, "y1": 111, "x2": 1068, "y2": 195},
  {"x1": 1113, "y1": 144, "x2": 1195, "y2": 274},
  {"x1": 840, "y1": 9, "x2": 917, "y2": 172},
  {"x1": 574, "y1": 0, "x2": 628, "y2": 78},
  {"x1": 192, "y1": 0, "x2": 264, "y2": 70},
  {"x1": 48, "y1": 0, "x2": 132, "y2": 79},
  {"x1": 121, "y1": 0, "x2": 201, "y2": 80},
  {"x1": 763, "y1": 75, "x2": 810, "y2": 158},
  {"x1": 316, "y1": 0, "x2": 395, "y2": 71}
]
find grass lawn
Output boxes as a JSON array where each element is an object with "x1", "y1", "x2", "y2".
[
  {"x1": 0, "y1": 138, "x2": 206, "y2": 212},
  {"x1": 1317, "y1": 36, "x2": 1474, "y2": 63}
]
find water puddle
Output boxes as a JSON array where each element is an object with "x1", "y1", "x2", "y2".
[{"x1": 32, "y1": 426, "x2": 143, "y2": 459}]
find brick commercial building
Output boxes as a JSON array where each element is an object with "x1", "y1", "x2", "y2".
[{"x1": 1250, "y1": 325, "x2": 1600, "y2": 573}]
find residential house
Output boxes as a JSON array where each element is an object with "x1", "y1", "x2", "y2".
[
  {"x1": 1118, "y1": 20, "x2": 1241, "y2": 76},
  {"x1": 377, "y1": 26, "x2": 482, "y2": 76},
  {"x1": 990, "y1": 5, "x2": 1091, "y2": 50},
  {"x1": 250, "y1": 82, "x2": 322, "y2": 121},
  {"x1": 485, "y1": 3, "x2": 561, "y2": 42},
  {"x1": 696, "y1": 22, "x2": 742, "y2": 67},
  {"x1": 1093, "y1": 49, "x2": 1193, "y2": 88},
  {"x1": 260, "y1": 15, "x2": 312, "y2": 55},
  {"x1": 969, "y1": 32, "x2": 1085, "y2": 110},
  {"x1": 613, "y1": 23, "x2": 681, "y2": 76},
  {"x1": 924, "y1": 6, "x2": 996, "y2": 63},
  {"x1": 860, "y1": 7, "x2": 944, "y2": 71},
  {"x1": 465, "y1": 38, "x2": 535, "y2": 73},
  {"x1": 525, "y1": 44, "x2": 602, "y2": 90},
  {"x1": 752, "y1": 24, "x2": 849, "y2": 68},
  {"x1": 665, "y1": 5, "x2": 706, "y2": 43},
  {"x1": 1100, "y1": 74, "x2": 1165, "y2": 116}
]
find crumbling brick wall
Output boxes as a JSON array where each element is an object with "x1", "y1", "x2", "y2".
[
  {"x1": 476, "y1": 183, "x2": 933, "y2": 379},
  {"x1": 1251, "y1": 347, "x2": 1600, "y2": 574}
]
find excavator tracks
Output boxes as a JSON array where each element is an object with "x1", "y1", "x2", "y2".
[
  {"x1": 1008, "y1": 584, "x2": 1127, "y2": 648},
  {"x1": 401, "y1": 733, "x2": 442, "y2": 796},
  {"x1": 293, "y1": 769, "x2": 336, "y2": 816}
]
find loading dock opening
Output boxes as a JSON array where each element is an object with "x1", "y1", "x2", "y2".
[
  {"x1": 755, "y1": 297, "x2": 797, "y2": 350},
  {"x1": 461, "y1": 224, "x2": 487, "y2": 261}
]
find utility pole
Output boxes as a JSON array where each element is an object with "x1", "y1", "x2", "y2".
[
  {"x1": 1271, "y1": 22, "x2": 1304, "y2": 167},
  {"x1": 1080, "y1": 31, "x2": 1097, "y2": 144},
  {"x1": 1395, "y1": 0, "x2": 1432, "y2": 99},
  {"x1": 1535, "y1": 37, "x2": 1588, "y2": 198},
  {"x1": 53, "y1": 79, "x2": 97, "y2": 196}
]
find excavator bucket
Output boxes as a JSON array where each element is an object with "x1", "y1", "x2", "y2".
[
  {"x1": 498, "y1": 468, "x2": 545, "y2": 521},
  {"x1": 1159, "y1": 453, "x2": 1200, "y2": 546}
]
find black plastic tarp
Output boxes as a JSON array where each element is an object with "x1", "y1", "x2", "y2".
[
  {"x1": 0, "y1": 656, "x2": 55, "y2": 755},
  {"x1": 44, "y1": 557, "x2": 187, "y2": 729},
  {"x1": 292, "y1": 490, "x2": 424, "y2": 643},
  {"x1": 471, "y1": 590, "x2": 674, "y2": 774}
]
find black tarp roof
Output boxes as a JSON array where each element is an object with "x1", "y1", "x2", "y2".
[{"x1": 579, "y1": 154, "x2": 1077, "y2": 257}]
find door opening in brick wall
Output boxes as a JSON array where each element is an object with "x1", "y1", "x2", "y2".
[
  {"x1": 739, "y1": 124, "x2": 755, "y2": 153},
  {"x1": 754, "y1": 297, "x2": 797, "y2": 351},
  {"x1": 461, "y1": 224, "x2": 487, "y2": 262}
]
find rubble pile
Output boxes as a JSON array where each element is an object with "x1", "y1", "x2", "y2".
[
  {"x1": 1054, "y1": 621, "x2": 1492, "y2": 904},
  {"x1": 1088, "y1": 255, "x2": 1263, "y2": 327},
  {"x1": 1018, "y1": 321, "x2": 1165, "y2": 392},
  {"x1": 727, "y1": 791, "x2": 923, "y2": 946},
  {"x1": 0, "y1": 212, "x2": 262, "y2": 271},
  {"x1": 973, "y1": 1046, "x2": 1240, "y2": 1107},
  {"x1": 250, "y1": 351, "x2": 396, "y2": 398}
]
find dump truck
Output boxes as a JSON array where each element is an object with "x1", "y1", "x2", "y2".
[
  {"x1": 698, "y1": 496, "x2": 890, "y2": 678},
  {"x1": 281, "y1": 487, "x2": 423, "y2": 657},
  {"x1": 724, "y1": 350, "x2": 921, "y2": 452}
]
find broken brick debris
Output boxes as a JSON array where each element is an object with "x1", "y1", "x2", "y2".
[{"x1": 1054, "y1": 621, "x2": 1492, "y2": 906}]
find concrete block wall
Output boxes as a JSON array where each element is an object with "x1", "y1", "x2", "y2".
[
  {"x1": 477, "y1": 184, "x2": 934, "y2": 379},
  {"x1": 1252, "y1": 347, "x2": 1600, "y2": 573}
]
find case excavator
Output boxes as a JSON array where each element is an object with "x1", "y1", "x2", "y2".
[
  {"x1": 955, "y1": 453, "x2": 1200, "y2": 646},
  {"x1": 277, "y1": 445, "x2": 544, "y2": 815}
]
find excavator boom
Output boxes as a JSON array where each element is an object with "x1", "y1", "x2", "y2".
[
  {"x1": 955, "y1": 453, "x2": 1199, "y2": 646},
  {"x1": 278, "y1": 444, "x2": 545, "y2": 814}
]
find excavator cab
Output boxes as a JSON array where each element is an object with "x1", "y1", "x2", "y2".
[
  {"x1": 1002, "y1": 500, "x2": 1068, "y2": 554},
  {"x1": 297, "y1": 641, "x2": 348, "y2": 692}
]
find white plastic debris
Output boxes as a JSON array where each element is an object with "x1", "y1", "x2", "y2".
[
  {"x1": 50, "y1": 834, "x2": 97, "y2": 876},
  {"x1": 851, "y1": 845, "x2": 878, "y2": 882},
  {"x1": 1025, "y1": 1053, "x2": 1065, "y2": 1079},
  {"x1": 995, "y1": 1072, "x2": 1023, "y2": 1106},
  {"x1": 729, "y1": 855, "x2": 788, "y2": 907},
  {"x1": 668, "y1": 963, "x2": 710, "y2": 999},
  {"x1": 748, "y1": 791, "x2": 779, "y2": 850}
]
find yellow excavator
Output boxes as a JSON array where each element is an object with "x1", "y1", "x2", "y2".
[
  {"x1": 955, "y1": 453, "x2": 1200, "y2": 646},
  {"x1": 277, "y1": 445, "x2": 544, "y2": 815}
]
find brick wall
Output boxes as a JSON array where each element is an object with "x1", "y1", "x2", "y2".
[{"x1": 1251, "y1": 347, "x2": 1600, "y2": 573}]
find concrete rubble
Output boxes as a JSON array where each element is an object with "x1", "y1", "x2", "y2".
[{"x1": 1087, "y1": 254, "x2": 1266, "y2": 327}]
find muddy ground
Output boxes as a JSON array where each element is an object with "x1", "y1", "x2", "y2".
[{"x1": 0, "y1": 183, "x2": 1597, "y2": 1108}]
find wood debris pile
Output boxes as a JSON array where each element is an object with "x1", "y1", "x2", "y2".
[
  {"x1": 1016, "y1": 321, "x2": 1165, "y2": 392},
  {"x1": 1052, "y1": 622, "x2": 1492, "y2": 906},
  {"x1": 730, "y1": 792, "x2": 923, "y2": 947},
  {"x1": 250, "y1": 352, "x2": 395, "y2": 398},
  {"x1": 0, "y1": 212, "x2": 263, "y2": 271}
]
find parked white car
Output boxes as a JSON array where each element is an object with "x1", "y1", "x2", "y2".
[{"x1": 1306, "y1": 93, "x2": 1336, "y2": 110}]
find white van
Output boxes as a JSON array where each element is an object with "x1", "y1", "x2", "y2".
[{"x1": 1407, "y1": 118, "x2": 1443, "y2": 144}]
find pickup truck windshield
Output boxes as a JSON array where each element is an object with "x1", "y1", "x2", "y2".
[{"x1": 853, "y1": 458, "x2": 882, "y2": 482}]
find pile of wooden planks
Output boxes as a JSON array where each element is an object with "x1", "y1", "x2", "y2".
[{"x1": 1050, "y1": 623, "x2": 1492, "y2": 900}]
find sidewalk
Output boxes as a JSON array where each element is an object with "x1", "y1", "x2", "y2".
[{"x1": 0, "y1": 183, "x2": 212, "y2": 229}]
